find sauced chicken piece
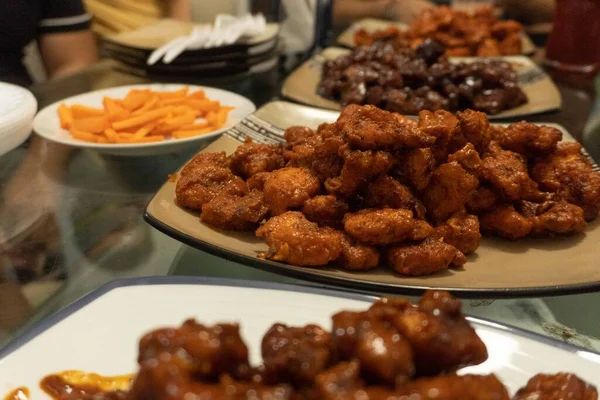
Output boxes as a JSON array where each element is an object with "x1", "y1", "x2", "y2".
[
  {"x1": 330, "y1": 312, "x2": 415, "y2": 387},
  {"x1": 284, "y1": 125, "x2": 317, "y2": 145},
  {"x1": 176, "y1": 164, "x2": 247, "y2": 210},
  {"x1": 365, "y1": 176, "x2": 426, "y2": 219},
  {"x1": 448, "y1": 143, "x2": 482, "y2": 176},
  {"x1": 338, "y1": 234, "x2": 380, "y2": 270},
  {"x1": 435, "y1": 213, "x2": 481, "y2": 254},
  {"x1": 514, "y1": 373, "x2": 598, "y2": 400},
  {"x1": 394, "y1": 148, "x2": 436, "y2": 192},
  {"x1": 256, "y1": 212, "x2": 343, "y2": 266},
  {"x1": 398, "y1": 374, "x2": 510, "y2": 400},
  {"x1": 456, "y1": 109, "x2": 491, "y2": 153},
  {"x1": 229, "y1": 139, "x2": 284, "y2": 178},
  {"x1": 180, "y1": 151, "x2": 229, "y2": 176},
  {"x1": 499, "y1": 32, "x2": 522, "y2": 55},
  {"x1": 137, "y1": 320, "x2": 250, "y2": 381},
  {"x1": 285, "y1": 134, "x2": 344, "y2": 182},
  {"x1": 247, "y1": 172, "x2": 270, "y2": 191},
  {"x1": 338, "y1": 104, "x2": 436, "y2": 150},
  {"x1": 314, "y1": 361, "x2": 365, "y2": 400},
  {"x1": 263, "y1": 167, "x2": 321, "y2": 215},
  {"x1": 325, "y1": 150, "x2": 395, "y2": 197},
  {"x1": 302, "y1": 195, "x2": 349, "y2": 228},
  {"x1": 493, "y1": 121, "x2": 562, "y2": 156},
  {"x1": 467, "y1": 186, "x2": 499, "y2": 214},
  {"x1": 417, "y1": 109, "x2": 459, "y2": 141},
  {"x1": 482, "y1": 142, "x2": 545, "y2": 202},
  {"x1": 531, "y1": 142, "x2": 600, "y2": 221},
  {"x1": 423, "y1": 162, "x2": 479, "y2": 222},
  {"x1": 387, "y1": 238, "x2": 466, "y2": 276},
  {"x1": 343, "y1": 209, "x2": 434, "y2": 245},
  {"x1": 261, "y1": 324, "x2": 333, "y2": 386},
  {"x1": 386, "y1": 290, "x2": 488, "y2": 376},
  {"x1": 201, "y1": 191, "x2": 269, "y2": 231},
  {"x1": 480, "y1": 205, "x2": 533, "y2": 240},
  {"x1": 528, "y1": 201, "x2": 587, "y2": 236}
]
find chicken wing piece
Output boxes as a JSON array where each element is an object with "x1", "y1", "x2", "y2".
[
  {"x1": 338, "y1": 104, "x2": 436, "y2": 150},
  {"x1": 531, "y1": 142, "x2": 600, "y2": 221},
  {"x1": 417, "y1": 110, "x2": 459, "y2": 141},
  {"x1": 330, "y1": 311, "x2": 415, "y2": 387},
  {"x1": 529, "y1": 201, "x2": 587, "y2": 236},
  {"x1": 499, "y1": 32, "x2": 522, "y2": 55},
  {"x1": 398, "y1": 374, "x2": 509, "y2": 400},
  {"x1": 284, "y1": 125, "x2": 317, "y2": 145},
  {"x1": 180, "y1": 151, "x2": 229, "y2": 176},
  {"x1": 229, "y1": 138, "x2": 284, "y2": 179},
  {"x1": 477, "y1": 38, "x2": 502, "y2": 56},
  {"x1": 314, "y1": 361, "x2": 365, "y2": 400},
  {"x1": 263, "y1": 167, "x2": 321, "y2": 215},
  {"x1": 482, "y1": 142, "x2": 544, "y2": 202},
  {"x1": 493, "y1": 121, "x2": 562, "y2": 156},
  {"x1": 448, "y1": 143, "x2": 482, "y2": 176},
  {"x1": 435, "y1": 213, "x2": 481, "y2": 254},
  {"x1": 480, "y1": 204, "x2": 532, "y2": 240},
  {"x1": 491, "y1": 20, "x2": 523, "y2": 38},
  {"x1": 344, "y1": 209, "x2": 434, "y2": 245},
  {"x1": 467, "y1": 185, "x2": 499, "y2": 214},
  {"x1": 247, "y1": 172, "x2": 270, "y2": 191},
  {"x1": 201, "y1": 191, "x2": 269, "y2": 231},
  {"x1": 365, "y1": 176, "x2": 426, "y2": 219},
  {"x1": 390, "y1": 290, "x2": 488, "y2": 375},
  {"x1": 256, "y1": 212, "x2": 343, "y2": 266},
  {"x1": 325, "y1": 150, "x2": 395, "y2": 198},
  {"x1": 423, "y1": 161, "x2": 479, "y2": 222},
  {"x1": 514, "y1": 373, "x2": 597, "y2": 400},
  {"x1": 261, "y1": 323, "x2": 333, "y2": 386},
  {"x1": 302, "y1": 195, "x2": 349, "y2": 228},
  {"x1": 338, "y1": 234, "x2": 380, "y2": 271},
  {"x1": 456, "y1": 109, "x2": 491, "y2": 153},
  {"x1": 395, "y1": 148, "x2": 437, "y2": 192},
  {"x1": 387, "y1": 238, "x2": 466, "y2": 276},
  {"x1": 176, "y1": 163, "x2": 247, "y2": 210}
]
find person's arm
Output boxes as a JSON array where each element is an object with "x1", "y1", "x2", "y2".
[
  {"x1": 497, "y1": 0, "x2": 554, "y2": 24},
  {"x1": 39, "y1": 30, "x2": 98, "y2": 79},
  {"x1": 334, "y1": 0, "x2": 435, "y2": 26},
  {"x1": 169, "y1": 0, "x2": 192, "y2": 21}
]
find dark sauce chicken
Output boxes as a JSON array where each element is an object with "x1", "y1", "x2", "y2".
[{"x1": 13, "y1": 291, "x2": 597, "y2": 400}]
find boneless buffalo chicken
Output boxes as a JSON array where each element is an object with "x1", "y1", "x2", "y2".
[
  {"x1": 175, "y1": 104, "x2": 600, "y2": 277},
  {"x1": 319, "y1": 39, "x2": 527, "y2": 115},
  {"x1": 37, "y1": 291, "x2": 597, "y2": 400},
  {"x1": 355, "y1": 6, "x2": 524, "y2": 57}
]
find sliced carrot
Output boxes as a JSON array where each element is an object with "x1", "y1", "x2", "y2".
[
  {"x1": 58, "y1": 104, "x2": 73, "y2": 129},
  {"x1": 71, "y1": 116, "x2": 110, "y2": 134},
  {"x1": 156, "y1": 86, "x2": 189, "y2": 99},
  {"x1": 122, "y1": 89, "x2": 151, "y2": 111},
  {"x1": 71, "y1": 130, "x2": 99, "y2": 143},
  {"x1": 104, "y1": 128, "x2": 119, "y2": 143},
  {"x1": 188, "y1": 89, "x2": 206, "y2": 99},
  {"x1": 111, "y1": 107, "x2": 173, "y2": 131},
  {"x1": 117, "y1": 135, "x2": 166, "y2": 143},
  {"x1": 131, "y1": 95, "x2": 159, "y2": 116},
  {"x1": 172, "y1": 127, "x2": 215, "y2": 139},
  {"x1": 70, "y1": 105, "x2": 105, "y2": 119}
]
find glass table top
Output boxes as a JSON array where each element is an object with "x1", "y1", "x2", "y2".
[{"x1": 0, "y1": 59, "x2": 599, "y2": 353}]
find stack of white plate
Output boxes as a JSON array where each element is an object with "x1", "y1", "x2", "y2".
[{"x1": 0, "y1": 82, "x2": 37, "y2": 156}]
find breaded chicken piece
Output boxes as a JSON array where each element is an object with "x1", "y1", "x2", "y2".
[
  {"x1": 423, "y1": 162, "x2": 479, "y2": 222},
  {"x1": 365, "y1": 175, "x2": 426, "y2": 218},
  {"x1": 482, "y1": 142, "x2": 544, "y2": 202},
  {"x1": 338, "y1": 234, "x2": 380, "y2": 271},
  {"x1": 399, "y1": 374, "x2": 509, "y2": 400},
  {"x1": 176, "y1": 163, "x2": 247, "y2": 210},
  {"x1": 529, "y1": 201, "x2": 587, "y2": 237},
  {"x1": 284, "y1": 126, "x2": 317, "y2": 145},
  {"x1": 229, "y1": 138, "x2": 284, "y2": 179},
  {"x1": 417, "y1": 110, "x2": 459, "y2": 140},
  {"x1": 302, "y1": 195, "x2": 349, "y2": 228},
  {"x1": 201, "y1": 191, "x2": 269, "y2": 231},
  {"x1": 247, "y1": 172, "x2": 270, "y2": 191},
  {"x1": 493, "y1": 121, "x2": 562, "y2": 156},
  {"x1": 263, "y1": 167, "x2": 321, "y2": 215},
  {"x1": 448, "y1": 143, "x2": 482, "y2": 176},
  {"x1": 338, "y1": 104, "x2": 436, "y2": 150},
  {"x1": 514, "y1": 373, "x2": 598, "y2": 400},
  {"x1": 387, "y1": 238, "x2": 466, "y2": 276},
  {"x1": 467, "y1": 186, "x2": 499, "y2": 214},
  {"x1": 256, "y1": 212, "x2": 343, "y2": 266},
  {"x1": 435, "y1": 213, "x2": 481, "y2": 254},
  {"x1": 531, "y1": 142, "x2": 600, "y2": 221},
  {"x1": 284, "y1": 134, "x2": 344, "y2": 182},
  {"x1": 456, "y1": 109, "x2": 491, "y2": 153},
  {"x1": 180, "y1": 151, "x2": 229, "y2": 176},
  {"x1": 325, "y1": 150, "x2": 395, "y2": 197},
  {"x1": 395, "y1": 148, "x2": 437, "y2": 192},
  {"x1": 480, "y1": 205, "x2": 532, "y2": 240},
  {"x1": 344, "y1": 209, "x2": 434, "y2": 245}
]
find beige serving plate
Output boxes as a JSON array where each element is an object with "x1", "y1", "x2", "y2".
[
  {"x1": 281, "y1": 47, "x2": 561, "y2": 119},
  {"x1": 337, "y1": 18, "x2": 536, "y2": 55},
  {"x1": 145, "y1": 101, "x2": 600, "y2": 297}
]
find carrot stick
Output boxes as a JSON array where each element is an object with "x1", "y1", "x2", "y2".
[
  {"x1": 118, "y1": 135, "x2": 166, "y2": 143},
  {"x1": 58, "y1": 104, "x2": 73, "y2": 129},
  {"x1": 71, "y1": 130, "x2": 99, "y2": 143},
  {"x1": 111, "y1": 107, "x2": 173, "y2": 131}
]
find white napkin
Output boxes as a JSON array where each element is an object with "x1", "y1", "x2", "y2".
[{"x1": 148, "y1": 13, "x2": 266, "y2": 65}]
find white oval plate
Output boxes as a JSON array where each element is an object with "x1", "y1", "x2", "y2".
[
  {"x1": 33, "y1": 84, "x2": 255, "y2": 156},
  {"x1": 0, "y1": 277, "x2": 598, "y2": 398}
]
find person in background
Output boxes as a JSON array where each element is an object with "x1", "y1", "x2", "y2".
[
  {"x1": 499, "y1": 0, "x2": 554, "y2": 24},
  {"x1": 169, "y1": 0, "x2": 193, "y2": 21},
  {"x1": 334, "y1": 0, "x2": 436, "y2": 27},
  {"x1": 0, "y1": 0, "x2": 98, "y2": 87}
]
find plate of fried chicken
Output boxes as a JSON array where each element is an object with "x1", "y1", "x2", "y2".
[
  {"x1": 145, "y1": 101, "x2": 600, "y2": 296},
  {"x1": 1, "y1": 277, "x2": 598, "y2": 400}
]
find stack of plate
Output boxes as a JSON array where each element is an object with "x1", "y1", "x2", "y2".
[
  {"x1": 0, "y1": 82, "x2": 37, "y2": 156},
  {"x1": 103, "y1": 19, "x2": 281, "y2": 80}
]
